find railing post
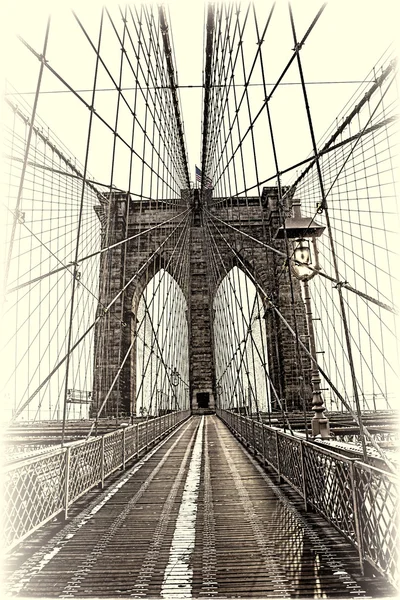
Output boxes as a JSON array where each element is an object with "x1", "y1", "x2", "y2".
[
  {"x1": 252, "y1": 419, "x2": 256, "y2": 456},
  {"x1": 63, "y1": 446, "x2": 71, "y2": 521},
  {"x1": 122, "y1": 428, "x2": 126, "y2": 470},
  {"x1": 146, "y1": 419, "x2": 149, "y2": 451},
  {"x1": 261, "y1": 422, "x2": 266, "y2": 466},
  {"x1": 100, "y1": 436, "x2": 105, "y2": 488},
  {"x1": 351, "y1": 461, "x2": 365, "y2": 574},
  {"x1": 275, "y1": 430, "x2": 283, "y2": 482},
  {"x1": 136, "y1": 424, "x2": 140, "y2": 459},
  {"x1": 299, "y1": 440, "x2": 308, "y2": 512}
]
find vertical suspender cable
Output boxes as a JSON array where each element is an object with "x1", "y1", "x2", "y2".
[
  {"x1": 62, "y1": 10, "x2": 104, "y2": 444},
  {"x1": 3, "y1": 18, "x2": 51, "y2": 298},
  {"x1": 289, "y1": 3, "x2": 367, "y2": 460}
]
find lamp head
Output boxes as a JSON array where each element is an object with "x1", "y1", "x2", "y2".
[
  {"x1": 274, "y1": 200, "x2": 325, "y2": 240},
  {"x1": 294, "y1": 239, "x2": 312, "y2": 266}
]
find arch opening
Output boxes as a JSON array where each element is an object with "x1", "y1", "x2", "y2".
[
  {"x1": 135, "y1": 269, "x2": 189, "y2": 416},
  {"x1": 213, "y1": 267, "x2": 270, "y2": 415}
]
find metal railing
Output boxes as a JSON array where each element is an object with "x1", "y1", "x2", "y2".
[
  {"x1": 3, "y1": 411, "x2": 190, "y2": 552},
  {"x1": 218, "y1": 409, "x2": 399, "y2": 590}
]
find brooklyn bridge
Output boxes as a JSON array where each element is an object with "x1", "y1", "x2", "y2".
[{"x1": 1, "y1": 2, "x2": 399, "y2": 598}]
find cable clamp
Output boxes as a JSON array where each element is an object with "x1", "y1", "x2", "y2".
[
  {"x1": 14, "y1": 209, "x2": 25, "y2": 224},
  {"x1": 334, "y1": 280, "x2": 348, "y2": 289},
  {"x1": 292, "y1": 42, "x2": 304, "y2": 52}
]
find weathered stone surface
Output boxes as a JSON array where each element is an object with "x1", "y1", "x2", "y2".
[{"x1": 92, "y1": 188, "x2": 311, "y2": 417}]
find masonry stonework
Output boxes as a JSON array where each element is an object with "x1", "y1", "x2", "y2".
[
  {"x1": 92, "y1": 188, "x2": 312, "y2": 417},
  {"x1": 189, "y1": 198, "x2": 215, "y2": 412}
]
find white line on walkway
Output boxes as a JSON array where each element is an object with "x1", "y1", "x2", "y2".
[
  {"x1": 7, "y1": 419, "x2": 194, "y2": 595},
  {"x1": 161, "y1": 416, "x2": 204, "y2": 599}
]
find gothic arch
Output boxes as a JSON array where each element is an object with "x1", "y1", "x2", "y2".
[
  {"x1": 212, "y1": 265, "x2": 270, "y2": 413},
  {"x1": 134, "y1": 268, "x2": 189, "y2": 417}
]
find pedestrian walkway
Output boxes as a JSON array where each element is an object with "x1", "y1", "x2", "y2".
[{"x1": 4, "y1": 416, "x2": 394, "y2": 598}]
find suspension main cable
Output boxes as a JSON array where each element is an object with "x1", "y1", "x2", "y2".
[
  {"x1": 3, "y1": 19, "x2": 51, "y2": 297},
  {"x1": 207, "y1": 212, "x2": 396, "y2": 471},
  {"x1": 9, "y1": 212, "x2": 191, "y2": 424},
  {"x1": 6, "y1": 208, "x2": 190, "y2": 294},
  {"x1": 204, "y1": 207, "x2": 397, "y2": 314},
  {"x1": 204, "y1": 213, "x2": 295, "y2": 433}
]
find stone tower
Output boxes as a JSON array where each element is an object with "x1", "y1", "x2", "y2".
[{"x1": 92, "y1": 187, "x2": 311, "y2": 417}]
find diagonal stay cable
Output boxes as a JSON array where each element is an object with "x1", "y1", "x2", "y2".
[
  {"x1": 3, "y1": 18, "x2": 51, "y2": 298},
  {"x1": 210, "y1": 4, "x2": 327, "y2": 189},
  {"x1": 2, "y1": 205, "x2": 104, "y2": 309},
  {"x1": 204, "y1": 208, "x2": 397, "y2": 314},
  {"x1": 9, "y1": 211, "x2": 191, "y2": 425},
  {"x1": 133, "y1": 220, "x2": 190, "y2": 400},
  {"x1": 17, "y1": 35, "x2": 183, "y2": 196},
  {"x1": 6, "y1": 208, "x2": 190, "y2": 293},
  {"x1": 207, "y1": 112, "x2": 397, "y2": 200},
  {"x1": 204, "y1": 213, "x2": 295, "y2": 434},
  {"x1": 208, "y1": 213, "x2": 396, "y2": 471}
]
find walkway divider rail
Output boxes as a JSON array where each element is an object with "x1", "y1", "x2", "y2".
[
  {"x1": 217, "y1": 408, "x2": 399, "y2": 591},
  {"x1": 3, "y1": 410, "x2": 190, "y2": 552}
]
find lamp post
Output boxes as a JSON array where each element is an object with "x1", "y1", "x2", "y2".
[
  {"x1": 171, "y1": 367, "x2": 180, "y2": 411},
  {"x1": 216, "y1": 383, "x2": 222, "y2": 410},
  {"x1": 276, "y1": 200, "x2": 330, "y2": 439}
]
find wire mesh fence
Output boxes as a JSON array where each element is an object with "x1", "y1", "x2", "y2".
[
  {"x1": 2, "y1": 410, "x2": 190, "y2": 552},
  {"x1": 218, "y1": 408, "x2": 399, "y2": 590}
]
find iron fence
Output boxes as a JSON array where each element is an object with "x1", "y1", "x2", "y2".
[
  {"x1": 217, "y1": 409, "x2": 399, "y2": 590},
  {"x1": 2, "y1": 411, "x2": 190, "y2": 552}
]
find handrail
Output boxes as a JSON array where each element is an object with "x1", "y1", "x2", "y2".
[
  {"x1": 2, "y1": 410, "x2": 190, "y2": 552},
  {"x1": 217, "y1": 408, "x2": 399, "y2": 590}
]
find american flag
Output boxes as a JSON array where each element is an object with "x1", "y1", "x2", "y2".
[
  {"x1": 195, "y1": 165, "x2": 202, "y2": 183},
  {"x1": 195, "y1": 165, "x2": 212, "y2": 188}
]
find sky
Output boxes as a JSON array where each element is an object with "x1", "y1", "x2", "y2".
[
  {"x1": 1, "y1": 0, "x2": 399, "y2": 180},
  {"x1": 0, "y1": 0, "x2": 398, "y2": 421}
]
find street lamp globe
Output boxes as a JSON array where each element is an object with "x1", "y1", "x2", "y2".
[{"x1": 171, "y1": 368, "x2": 180, "y2": 387}]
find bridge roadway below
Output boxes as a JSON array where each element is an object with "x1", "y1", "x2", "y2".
[{"x1": 5, "y1": 415, "x2": 394, "y2": 598}]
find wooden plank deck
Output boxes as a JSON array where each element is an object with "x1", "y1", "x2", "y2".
[{"x1": 4, "y1": 415, "x2": 395, "y2": 598}]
